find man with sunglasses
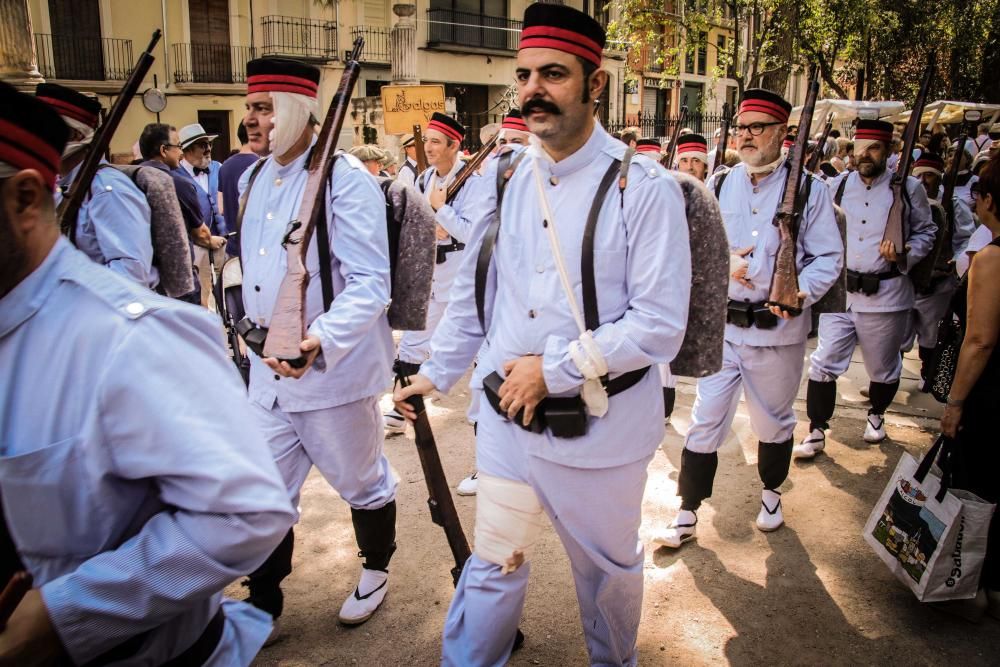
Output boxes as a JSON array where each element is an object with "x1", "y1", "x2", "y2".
[
  {"x1": 179, "y1": 123, "x2": 230, "y2": 307},
  {"x1": 656, "y1": 89, "x2": 842, "y2": 547}
]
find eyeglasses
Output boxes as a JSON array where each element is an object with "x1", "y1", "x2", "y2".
[
  {"x1": 734, "y1": 121, "x2": 783, "y2": 137},
  {"x1": 190, "y1": 142, "x2": 213, "y2": 151},
  {"x1": 163, "y1": 143, "x2": 182, "y2": 149}
]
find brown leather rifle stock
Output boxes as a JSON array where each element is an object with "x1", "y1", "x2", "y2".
[
  {"x1": 413, "y1": 124, "x2": 429, "y2": 174},
  {"x1": 445, "y1": 132, "x2": 499, "y2": 204},
  {"x1": 662, "y1": 106, "x2": 689, "y2": 168},
  {"x1": 713, "y1": 103, "x2": 730, "y2": 173},
  {"x1": 765, "y1": 67, "x2": 820, "y2": 316},
  {"x1": 57, "y1": 30, "x2": 161, "y2": 243},
  {"x1": 262, "y1": 38, "x2": 366, "y2": 364},
  {"x1": 806, "y1": 113, "x2": 835, "y2": 173},
  {"x1": 884, "y1": 52, "x2": 935, "y2": 272},
  {"x1": 0, "y1": 572, "x2": 32, "y2": 629}
]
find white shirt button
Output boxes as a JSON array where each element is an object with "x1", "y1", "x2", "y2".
[
  {"x1": 275, "y1": 178, "x2": 283, "y2": 186},
  {"x1": 105, "y1": 185, "x2": 113, "y2": 192},
  {"x1": 751, "y1": 230, "x2": 759, "y2": 237},
  {"x1": 752, "y1": 208, "x2": 758, "y2": 215},
  {"x1": 266, "y1": 212, "x2": 274, "y2": 220},
  {"x1": 535, "y1": 264, "x2": 544, "y2": 273},
  {"x1": 125, "y1": 302, "x2": 144, "y2": 315},
  {"x1": 259, "y1": 248, "x2": 266, "y2": 256},
  {"x1": 549, "y1": 176, "x2": 559, "y2": 186}
]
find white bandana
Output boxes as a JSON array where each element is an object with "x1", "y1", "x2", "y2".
[
  {"x1": 61, "y1": 115, "x2": 96, "y2": 160},
  {"x1": 270, "y1": 91, "x2": 319, "y2": 158}
]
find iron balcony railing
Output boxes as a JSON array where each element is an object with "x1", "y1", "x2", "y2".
[
  {"x1": 172, "y1": 43, "x2": 256, "y2": 84},
  {"x1": 426, "y1": 9, "x2": 521, "y2": 51},
  {"x1": 604, "y1": 110, "x2": 731, "y2": 143},
  {"x1": 351, "y1": 26, "x2": 391, "y2": 63},
  {"x1": 34, "y1": 33, "x2": 134, "y2": 81},
  {"x1": 261, "y1": 15, "x2": 338, "y2": 61}
]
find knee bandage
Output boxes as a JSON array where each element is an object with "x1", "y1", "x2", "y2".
[{"x1": 474, "y1": 475, "x2": 546, "y2": 574}]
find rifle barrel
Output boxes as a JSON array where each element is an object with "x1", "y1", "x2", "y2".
[{"x1": 446, "y1": 133, "x2": 499, "y2": 203}]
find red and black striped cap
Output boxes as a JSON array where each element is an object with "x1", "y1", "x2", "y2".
[
  {"x1": 855, "y1": 119, "x2": 893, "y2": 143},
  {"x1": 677, "y1": 133, "x2": 707, "y2": 154},
  {"x1": 502, "y1": 109, "x2": 528, "y2": 132},
  {"x1": 427, "y1": 112, "x2": 465, "y2": 142},
  {"x1": 36, "y1": 82, "x2": 102, "y2": 128},
  {"x1": 782, "y1": 134, "x2": 795, "y2": 148},
  {"x1": 739, "y1": 88, "x2": 792, "y2": 123},
  {"x1": 247, "y1": 57, "x2": 320, "y2": 98},
  {"x1": 519, "y1": 3, "x2": 606, "y2": 68},
  {"x1": 635, "y1": 139, "x2": 661, "y2": 154},
  {"x1": 0, "y1": 81, "x2": 68, "y2": 188},
  {"x1": 912, "y1": 152, "x2": 945, "y2": 174}
]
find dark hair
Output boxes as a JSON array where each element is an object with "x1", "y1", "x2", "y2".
[
  {"x1": 829, "y1": 129, "x2": 841, "y2": 139},
  {"x1": 237, "y1": 120, "x2": 248, "y2": 145},
  {"x1": 619, "y1": 130, "x2": 637, "y2": 145},
  {"x1": 138, "y1": 123, "x2": 175, "y2": 160},
  {"x1": 979, "y1": 155, "x2": 1000, "y2": 215},
  {"x1": 576, "y1": 56, "x2": 599, "y2": 103}
]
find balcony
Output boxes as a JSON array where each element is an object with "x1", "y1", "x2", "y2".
[
  {"x1": 172, "y1": 43, "x2": 256, "y2": 85},
  {"x1": 34, "y1": 34, "x2": 134, "y2": 81},
  {"x1": 426, "y1": 9, "x2": 521, "y2": 52},
  {"x1": 351, "y1": 26, "x2": 391, "y2": 64},
  {"x1": 261, "y1": 15, "x2": 337, "y2": 61}
]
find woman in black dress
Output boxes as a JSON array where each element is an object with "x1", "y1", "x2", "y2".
[{"x1": 942, "y1": 154, "x2": 1000, "y2": 616}]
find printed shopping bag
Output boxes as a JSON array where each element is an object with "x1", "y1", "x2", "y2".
[{"x1": 863, "y1": 436, "x2": 995, "y2": 602}]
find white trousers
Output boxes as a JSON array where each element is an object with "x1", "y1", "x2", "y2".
[
  {"x1": 809, "y1": 311, "x2": 909, "y2": 384},
  {"x1": 902, "y1": 276, "x2": 956, "y2": 351},
  {"x1": 441, "y1": 405, "x2": 651, "y2": 667},
  {"x1": 251, "y1": 396, "x2": 398, "y2": 510},
  {"x1": 685, "y1": 341, "x2": 805, "y2": 453}
]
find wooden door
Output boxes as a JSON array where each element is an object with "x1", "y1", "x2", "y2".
[
  {"x1": 198, "y1": 110, "x2": 231, "y2": 163},
  {"x1": 48, "y1": 0, "x2": 104, "y2": 80},
  {"x1": 189, "y1": 0, "x2": 232, "y2": 83}
]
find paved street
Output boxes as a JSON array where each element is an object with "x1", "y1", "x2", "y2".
[{"x1": 241, "y1": 342, "x2": 1000, "y2": 666}]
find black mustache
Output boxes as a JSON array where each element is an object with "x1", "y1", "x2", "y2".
[{"x1": 522, "y1": 99, "x2": 561, "y2": 116}]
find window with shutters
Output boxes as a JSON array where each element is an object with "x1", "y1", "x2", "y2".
[
  {"x1": 189, "y1": 0, "x2": 232, "y2": 83},
  {"x1": 46, "y1": 0, "x2": 104, "y2": 80}
]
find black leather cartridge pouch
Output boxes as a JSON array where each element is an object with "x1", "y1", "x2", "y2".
[
  {"x1": 543, "y1": 396, "x2": 588, "y2": 439},
  {"x1": 845, "y1": 271, "x2": 862, "y2": 293},
  {"x1": 752, "y1": 303, "x2": 779, "y2": 329},
  {"x1": 726, "y1": 300, "x2": 753, "y2": 328},
  {"x1": 860, "y1": 273, "x2": 881, "y2": 296},
  {"x1": 236, "y1": 317, "x2": 268, "y2": 358},
  {"x1": 483, "y1": 371, "x2": 546, "y2": 434}
]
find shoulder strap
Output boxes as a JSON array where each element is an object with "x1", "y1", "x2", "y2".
[
  {"x1": 315, "y1": 155, "x2": 338, "y2": 311},
  {"x1": 714, "y1": 169, "x2": 729, "y2": 199},
  {"x1": 475, "y1": 151, "x2": 526, "y2": 333},
  {"x1": 834, "y1": 174, "x2": 848, "y2": 206},
  {"x1": 582, "y1": 159, "x2": 623, "y2": 332},
  {"x1": 618, "y1": 147, "x2": 635, "y2": 206},
  {"x1": 236, "y1": 158, "x2": 268, "y2": 239}
]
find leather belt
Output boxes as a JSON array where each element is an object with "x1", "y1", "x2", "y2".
[
  {"x1": 726, "y1": 299, "x2": 778, "y2": 329},
  {"x1": 482, "y1": 366, "x2": 650, "y2": 438},
  {"x1": 436, "y1": 238, "x2": 465, "y2": 264},
  {"x1": 846, "y1": 266, "x2": 901, "y2": 295}
]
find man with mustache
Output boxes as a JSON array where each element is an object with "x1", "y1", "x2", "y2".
[
  {"x1": 657, "y1": 89, "x2": 842, "y2": 546},
  {"x1": 676, "y1": 133, "x2": 709, "y2": 182},
  {"x1": 797, "y1": 119, "x2": 935, "y2": 458},
  {"x1": 0, "y1": 80, "x2": 295, "y2": 666},
  {"x1": 37, "y1": 83, "x2": 156, "y2": 289},
  {"x1": 394, "y1": 4, "x2": 691, "y2": 663},
  {"x1": 237, "y1": 57, "x2": 400, "y2": 639}
]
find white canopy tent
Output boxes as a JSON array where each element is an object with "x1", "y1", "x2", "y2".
[
  {"x1": 788, "y1": 99, "x2": 906, "y2": 137},
  {"x1": 885, "y1": 100, "x2": 1000, "y2": 128}
]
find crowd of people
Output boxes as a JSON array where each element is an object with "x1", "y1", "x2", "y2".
[{"x1": 1, "y1": 1, "x2": 999, "y2": 664}]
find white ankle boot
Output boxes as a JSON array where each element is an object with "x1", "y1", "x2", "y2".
[
  {"x1": 793, "y1": 428, "x2": 826, "y2": 459},
  {"x1": 863, "y1": 414, "x2": 886, "y2": 443},
  {"x1": 338, "y1": 568, "x2": 389, "y2": 625},
  {"x1": 652, "y1": 509, "x2": 698, "y2": 548},
  {"x1": 756, "y1": 490, "x2": 784, "y2": 532}
]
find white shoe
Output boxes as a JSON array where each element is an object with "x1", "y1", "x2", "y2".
[
  {"x1": 652, "y1": 510, "x2": 698, "y2": 548},
  {"x1": 793, "y1": 428, "x2": 826, "y2": 459},
  {"x1": 262, "y1": 618, "x2": 282, "y2": 647},
  {"x1": 456, "y1": 472, "x2": 478, "y2": 496},
  {"x1": 756, "y1": 490, "x2": 784, "y2": 532},
  {"x1": 383, "y1": 409, "x2": 407, "y2": 437},
  {"x1": 338, "y1": 569, "x2": 389, "y2": 626},
  {"x1": 863, "y1": 414, "x2": 886, "y2": 443}
]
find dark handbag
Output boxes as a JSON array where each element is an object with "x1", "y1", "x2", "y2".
[{"x1": 928, "y1": 278, "x2": 967, "y2": 403}]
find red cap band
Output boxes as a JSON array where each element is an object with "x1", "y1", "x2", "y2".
[
  {"x1": 247, "y1": 74, "x2": 318, "y2": 98},
  {"x1": 677, "y1": 141, "x2": 706, "y2": 154},
  {"x1": 739, "y1": 98, "x2": 790, "y2": 123},
  {"x1": 635, "y1": 144, "x2": 660, "y2": 154},
  {"x1": 0, "y1": 118, "x2": 61, "y2": 187},
  {"x1": 519, "y1": 26, "x2": 603, "y2": 68},
  {"x1": 37, "y1": 96, "x2": 99, "y2": 128},
  {"x1": 502, "y1": 116, "x2": 529, "y2": 132},
  {"x1": 427, "y1": 119, "x2": 464, "y2": 142},
  {"x1": 855, "y1": 128, "x2": 892, "y2": 143}
]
